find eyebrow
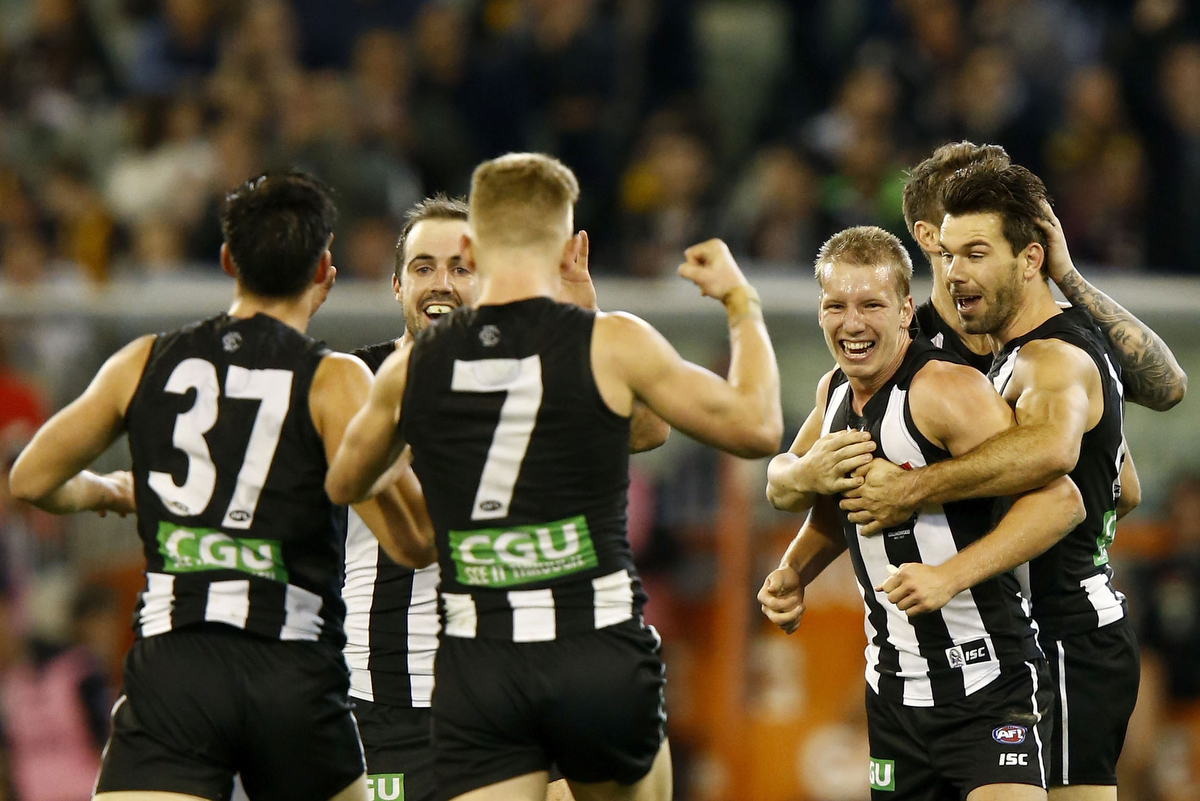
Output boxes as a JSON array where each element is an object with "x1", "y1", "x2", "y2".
[
  {"x1": 406, "y1": 253, "x2": 461, "y2": 269},
  {"x1": 938, "y1": 238, "x2": 992, "y2": 252}
]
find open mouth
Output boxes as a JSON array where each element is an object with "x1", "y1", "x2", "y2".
[
  {"x1": 954, "y1": 294, "x2": 982, "y2": 315},
  {"x1": 423, "y1": 303, "x2": 455, "y2": 322},
  {"x1": 840, "y1": 340, "x2": 875, "y2": 360}
]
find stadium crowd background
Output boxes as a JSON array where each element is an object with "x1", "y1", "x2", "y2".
[{"x1": 1, "y1": 0, "x2": 1199, "y2": 799}]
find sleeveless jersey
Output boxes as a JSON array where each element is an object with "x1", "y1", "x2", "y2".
[
  {"x1": 125, "y1": 313, "x2": 347, "y2": 647},
  {"x1": 342, "y1": 339, "x2": 440, "y2": 708},
  {"x1": 912, "y1": 299, "x2": 995, "y2": 375},
  {"x1": 823, "y1": 338, "x2": 1041, "y2": 707},
  {"x1": 989, "y1": 307, "x2": 1128, "y2": 637},
  {"x1": 401, "y1": 297, "x2": 642, "y2": 642}
]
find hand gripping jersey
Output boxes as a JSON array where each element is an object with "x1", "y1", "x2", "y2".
[
  {"x1": 342, "y1": 340, "x2": 440, "y2": 708},
  {"x1": 989, "y1": 307, "x2": 1128, "y2": 638},
  {"x1": 401, "y1": 297, "x2": 644, "y2": 643},
  {"x1": 912, "y1": 300, "x2": 995, "y2": 375},
  {"x1": 125, "y1": 313, "x2": 347, "y2": 646},
  {"x1": 822, "y1": 338, "x2": 1042, "y2": 707}
]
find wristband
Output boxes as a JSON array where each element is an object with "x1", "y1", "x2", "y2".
[{"x1": 723, "y1": 284, "x2": 763, "y2": 326}]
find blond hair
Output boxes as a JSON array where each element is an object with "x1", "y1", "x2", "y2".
[
  {"x1": 468, "y1": 153, "x2": 580, "y2": 247},
  {"x1": 814, "y1": 226, "x2": 914, "y2": 299}
]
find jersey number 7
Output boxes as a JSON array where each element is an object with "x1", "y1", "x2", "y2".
[
  {"x1": 147, "y1": 358, "x2": 292, "y2": 528},
  {"x1": 452, "y1": 356, "x2": 543, "y2": 521}
]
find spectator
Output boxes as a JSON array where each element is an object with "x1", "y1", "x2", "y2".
[
  {"x1": 722, "y1": 144, "x2": 829, "y2": 264},
  {"x1": 1146, "y1": 40, "x2": 1200, "y2": 273}
]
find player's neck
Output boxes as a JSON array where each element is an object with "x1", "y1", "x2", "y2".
[
  {"x1": 473, "y1": 255, "x2": 558, "y2": 306},
  {"x1": 228, "y1": 291, "x2": 313, "y2": 335},
  {"x1": 928, "y1": 262, "x2": 994, "y2": 357},
  {"x1": 848, "y1": 332, "x2": 912, "y2": 414},
  {"x1": 993, "y1": 281, "x2": 1061, "y2": 346}
]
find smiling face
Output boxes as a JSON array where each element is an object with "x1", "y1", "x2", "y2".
[
  {"x1": 939, "y1": 212, "x2": 1026, "y2": 336},
  {"x1": 818, "y1": 260, "x2": 914, "y2": 386},
  {"x1": 396, "y1": 218, "x2": 476, "y2": 337}
]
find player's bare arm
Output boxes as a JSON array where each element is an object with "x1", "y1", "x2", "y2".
[
  {"x1": 314, "y1": 349, "x2": 432, "y2": 567},
  {"x1": 9, "y1": 334, "x2": 154, "y2": 515},
  {"x1": 758, "y1": 495, "x2": 846, "y2": 634},
  {"x1": 765, "y1": 369, "x2": 875, "y2": 513},
  {"x1": 1040, "y1": 202, "x2": 1186, "y2": 411},
  {"x1": 590, "y1": 240, "x2": 782, "y2": 459},
  {"x1": 869, "y1": 360, "x2": 1085, "y2": 615},
  {"x1": 560, "y1": 229, "x2": 670, "y2": 454},
  {"x1": 843, "y1": 338, "x2": 1098, "y2": 532}
]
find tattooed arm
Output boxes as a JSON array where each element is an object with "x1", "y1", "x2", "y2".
[{"x1": 1040, "y1": 204, "x2": 1187, "y2": 411}]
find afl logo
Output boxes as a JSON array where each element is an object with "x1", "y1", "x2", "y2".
[
  {"x1": 479, "y1": 500, "x2": 502, "y2": 512},
  {"x1": 222, "y1": 332, "x2": 242, "y2": 352},
  {"x1": 479, "y1": 325, "x2": 500, "y2": 347},
  {"x1": 228, "y1": 510, "x2": 251, "y2": 523},
  {"x1": 992, "y1": 725, "x2": 1027, "y2": 745}
]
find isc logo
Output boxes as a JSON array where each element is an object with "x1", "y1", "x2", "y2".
[{"x1": 999, "y1": 753, "x2": 1029, "y2": 766}]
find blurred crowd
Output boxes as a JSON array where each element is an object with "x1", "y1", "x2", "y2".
[{"x1": 0, "y1": 0, "x2": 1199, "y2": 285}]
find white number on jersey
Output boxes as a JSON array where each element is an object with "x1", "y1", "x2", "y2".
[
  {"x1": 148, "y1": 358, "x2": 293, "y2": 526},
  {"x1": 451, "y1": 356, "x2": 543, "y2": 520}
]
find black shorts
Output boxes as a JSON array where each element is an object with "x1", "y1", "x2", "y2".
[
  {"x1": 431, "y1": 619, "x2": 666, "y2": 801},
  {"x1": 1041, "y1": 620, "x2": 1140, "y2": 787},
  {"x1": 866, "y1": 663, "x2": 1053, "y2": 801},
  {"x1": 354, "y1": 699, "x2": 435, "y2": 801},
  {"x1": 95, "y1": 624, "x2": 365, "y2": 801}
]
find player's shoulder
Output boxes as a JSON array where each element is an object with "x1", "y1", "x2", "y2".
[
  {"x1": 1012, "y1": 336, "x2": 1098, "y2": 383},
  {"x1": 910, "y1": 355, "x2": 997, "y2": 407}
]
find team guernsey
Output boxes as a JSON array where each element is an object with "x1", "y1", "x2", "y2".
[
  {"x1": 990, "y1": 307, "x2": 1127, "y2": 638},
  {"x1": 912, "y1": 300, "x2": 994, "y2": 374},
  {"x1": 821, "y1": 338, "x2": 1042, "y2": 707},
  {"x1": 401, "y1": 297, "x2": 643, "y2": 642},
  {"x1": 125, "y1": 313, "x2": 347, "y2": 646},
  {"x1": 342, "y1": 340, "x2": 439, "y2": 708}
]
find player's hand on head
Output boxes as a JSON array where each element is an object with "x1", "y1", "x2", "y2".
[
  {"x1": 1037, "y1": 200, "x2": 1075, "y2": 284},
  {"x1": 758, "y1": 565, "x2": 805, "y2": 634},
  {"x1": 796, "y1": 429, "x2": 875, "y2": 495},
  {"x1": 677, "y1": 238, "x2": 748, "y2": 302},
  {"x1": 96, "y1": 470, "x2": 135, "y2": 517},
  {"x1": 840, "y1": 459, "x2": 915, "y2": 537},
  {"x1": 876, "y1": 562, "x2": 955, "y2": 617}
]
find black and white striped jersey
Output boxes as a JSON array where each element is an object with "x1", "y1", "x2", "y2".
[
  {"x1": 824, "y1": 338, "x2": 1042, "y2": 707},
  {"x1": 912, "y1": 300, "x2": 995, "y2": 375},
  {"x1": 990, "y1": 307, "x2": 1128, "y2": 638},
  {"x1": 342, "y1": 340, "x2": 439, "y2": 708},
  {"x1": 401, "y1": 297, "x2": 644, "y2": 643},
  {"x1": 125, "y1": 313, "x2": 347, "y2": 647}
]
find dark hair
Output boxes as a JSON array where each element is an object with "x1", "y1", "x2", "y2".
[
  {"x1": 220, "y1": 172, "x2": 337, "y2": 298},
  {"x1": 901, "y1": 141, "x2": 1011, "y2": 238},
  {"x1": 394, "y1": 194, "x2": 469, "y2": 280},
  {"x1": 940, "y1": 161, "x2": 1050, "y2": 256}
]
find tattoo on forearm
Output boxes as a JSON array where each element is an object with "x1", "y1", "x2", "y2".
[{"x1": 1057, "y1": 270, "x2": 1186, "y2": 411}]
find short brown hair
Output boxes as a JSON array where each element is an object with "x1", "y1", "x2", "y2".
[
  {"x1": 814, "y1": 226, "x2": 914, "y2": 299},
  {"x1": 901, "y1": 141, "x2": 1011, "y2": 238},
  {"x1": 394, "y1": 194, "x2": 469, "y2": 279},
  {"x1": 469, "y1": 153, "x2": 580, "y2": 248},
  {"x1": 940, "y1": 161, "x2": 1050, "y2": 256}
]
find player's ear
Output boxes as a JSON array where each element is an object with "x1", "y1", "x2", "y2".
[
  {"x1": 219, "y1": 243, "x2": 237, "y2": 279},
  {"x1": 1021, "y1": 241, "x2": 1045, "y2": 282},
  {"x1": 561, "y1": 232, "x2": 582, "y2": 271},
  {"x1": 312, "y1": 249, "x2": 333, "y2": 285},
  {"x1": 392, "y1": 272, "x2": 402, "y2": 302},
  {"x1": 912, "y1": 220, "x2": 940, "y2": 254},
  {"x1": 899, "y1": 294, "x2": 914, "y2": 328},
  {"x1": 460, "y1": 234, "x2": 475, "y2": 270}
]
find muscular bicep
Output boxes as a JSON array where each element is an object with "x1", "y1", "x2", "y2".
[
  {"x1": 1008, "y1": 342, "x2": 1095, "y2": 464},
  {"x1": 909, "y1": 362, "x2": 1015, "y2": 457}
]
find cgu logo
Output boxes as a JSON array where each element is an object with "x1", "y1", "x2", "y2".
[
  {"x1": 366, "y1": 774, "x2": 404, "y2": 801},
  {"x1": 869, "y1": 758, "x2": 895, "y2": 791},
  {"x1": 458, "y1": 524, "x2": 582, "y2": 567},
  {"x1": 156, "y1": 523, "x2": 288, "y2": 583}
]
